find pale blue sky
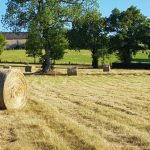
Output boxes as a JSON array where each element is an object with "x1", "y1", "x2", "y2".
[{"x1": 0, "y1": 0, "x2": 150, "y2": 31}]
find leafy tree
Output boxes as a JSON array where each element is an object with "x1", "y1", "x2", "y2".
[
  {"x1": 3, "y1": 0, "x2": 96, "y2": 72},
  {"x1": 25, "y1": 23, "x2": 43, "y2": 63},
  {"x1": 107, "y1": 6, "x2": 149, "y2": 64},
  {"x1": 68, "y1": 11, "x2": 110, "y2": 68},
  {"x1": 140, "y1": 21, "x2": 150, "y2": 53},
  {"x1": 41, "y1": 27, "x2": 68, "y2": 69},
  {"x1": 0, "y1": 33, "x2": 6, "y2": 55},
  {"x1": 48, "y1": 29, "x2": 68, "y2": 64}
]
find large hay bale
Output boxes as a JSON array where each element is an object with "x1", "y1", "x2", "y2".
[
  {"x1": 103, "y1": 65, "x2": 111, "y2": 72},
  {"x1": 67, "y1": 67, "x2": 77, "y2": 76},
  {"x1": 25, "y1": 65, "x2": 32, "y2": 72},
  {"x1": 0, "y1": 69, "x2": 27, "y2": 109}
]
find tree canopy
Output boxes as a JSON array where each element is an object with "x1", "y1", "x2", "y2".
[
  {"x1": 3, "y1": 0, "x2": 97, "y2": 72},
  {"x1": 107, "y1": 6, "x2": 150, "y2": 63},
  {"x1": 0, "y1": 33, "x2": 6, "y2": 55},
  {"x1": 3, "y1": 2, "x2": 150, "y2": 67},
  {"x1": 68, "y1": 10, "x2": 110, "y2": 68}
]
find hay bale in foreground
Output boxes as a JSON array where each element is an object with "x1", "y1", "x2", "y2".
[
  {"x1": 25, "y1": 65, "x2": 32, "y2": 72},
  {"x1": 103, "y1": 65, "x2": 111, "y2": 72},
  {"x1": 67, "y1": 67, "x2": 77, "y2": 76},
  {"x1": 3, "y1": 65, "x2": 11, "y2": 69},
  {"x1": 0, "y1": 69, "x2": 27, "y2": 109}
]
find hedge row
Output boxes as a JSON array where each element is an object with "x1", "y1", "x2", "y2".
[{"x1": 112, "y1": 63, "x2": 150, "y2": 69}]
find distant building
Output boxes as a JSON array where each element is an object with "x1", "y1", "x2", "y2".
[{"x1": 2, "y1": 32, "x2": 28, "y2": 49}]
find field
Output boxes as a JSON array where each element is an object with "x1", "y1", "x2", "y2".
[
  {"x1": 0, "y1": 70, "x2": 150, "y2": 150},
  {"x1": 0, "y1": 49, "x2": 149, "y2": 64}
]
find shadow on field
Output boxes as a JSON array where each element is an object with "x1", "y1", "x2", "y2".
[{"x1": 132, "y1": 58, "x2": 150, "y2": 63}]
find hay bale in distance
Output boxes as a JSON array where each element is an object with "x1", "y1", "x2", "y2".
[
  {"x1": 3, "y1": 65, "x2": 11, "y2": 69},
  {"x1": 25, "y1": 65, "x2": 32, "y2": 72},
  {"x1": 0, "y1": 69, "x2": 27, "y2": 109},
  {"x1": 67, "y1": 67, "x2": 77, "y2": 76},
  {"x1": 103, "y1": 65, "x2": 111, "y2": 72}
]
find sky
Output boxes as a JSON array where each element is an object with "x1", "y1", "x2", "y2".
[{"x1": 0, "y1": 0, "x2": 150, "y2": 31}]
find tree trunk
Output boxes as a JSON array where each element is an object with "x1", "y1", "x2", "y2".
[
  {"x1": 92, "y1": 56, "x2": 99, "y2": 68},
  {"x1": 34, "y1": 56, "x2": 36, "y2": 64},
  {"x1": 92, "y1": 48, "x2": 99, "y2": 68},
  {"x1": 42, "y1": 47, "x2": 51, "y2": 73},
  {"x1": 102, "y1": 52, "x2": 105, "y2": 66},
  {"x1": 120, "y1": 49, "x2": 132, "y2": 64}
]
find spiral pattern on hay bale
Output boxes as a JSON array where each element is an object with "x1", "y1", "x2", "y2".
[{"x1": 0, "y1": 69, "x2": 27, "y2": 110}]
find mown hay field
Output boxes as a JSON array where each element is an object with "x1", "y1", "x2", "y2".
[{"x1": 0, "y1": 70, "x2": 150, "y2": 150}]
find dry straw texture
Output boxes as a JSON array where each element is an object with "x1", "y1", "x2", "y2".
[
  {"x1": 25, "y1": 65, "x2": 32, "y2": 72},
  {"x1": 67, "y1": 67, "x2": 77, "y2": 76},
  {"x1": 0, "y1": 69, "x2": 27, "y2": 109},
  {"x1": 103, "y1": 65, "x2": 111, "y2": 72},
  {"x1": 0, "y1": 70, "x2": 149, "y2": 150}
]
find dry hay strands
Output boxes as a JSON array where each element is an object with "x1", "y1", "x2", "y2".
[
  {"x1": 25, "y1": 65, "x2": 32, "y2": 72},
  {"x1": 0, "y1": 69, "x2": 27, "y2": 110},
  {"x1": 67, "y1": 67, "x2": 77, "y2": 76},
  {"x1": 103, "y1": 65, "x2": 111, "y2": 72}
]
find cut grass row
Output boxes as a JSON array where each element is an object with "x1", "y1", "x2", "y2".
[
  {"x1": 0, "y1": 49, "x2": 149, "y2": 64},
  {"x1": 0, "y1": 73, "x2": 149, "y2": 149}
]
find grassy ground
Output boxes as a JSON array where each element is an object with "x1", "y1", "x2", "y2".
[
  {"x1": 0, "y1": 49, "x2": 93, "y2": 64},
  {"x1": 0, "y1": 50, "x2": 37, "y2": 63},
  {"x1": 0, "y1": 70, "x2": 149, "y2": 150},
  {"x1": 132, "y1": 51, "x2": 150, "y2": 63},
  {"x1": 0, "y1": 49, "x2": 149, "y2": 64}
]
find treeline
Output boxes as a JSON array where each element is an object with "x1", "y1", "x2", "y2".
[
  {"x1": 68, "y1": 6, "x2": 150, "y2": 68},
  {"x1": 1, "y1": 1, "x2": 150, "y2": 71}
]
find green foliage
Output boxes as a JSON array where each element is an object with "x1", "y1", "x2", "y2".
[
  {"x1": 0, "y1": 33, "x2": 6, "y2": 55},
  {"x1": 140, "y1": 22, "x2": 150, "y2": 51},
  {"x1": 25, "y1": 23, "x2": 43, "y2": 63},
  {"x1": 40, "y1": 28, "x2": 68, "y2": 67},
  {"x1": 3, "y1": 0, "x2": 97, "y2": 72},
  {"x1": 4, "y1": 1, "x2": 149, "y2": 67},
  {"x1": 0, "y1": 49, "x2": 149, "y2": 64},
  {"x1": 108, "y1": 6, "x2": 149, "y2": 64},
  {"x1": 46, "y1": 28, "x2": 68, "y2": 61},
  {"x1": 68, "y1": 10, "x2": 110, "y2": 68}
]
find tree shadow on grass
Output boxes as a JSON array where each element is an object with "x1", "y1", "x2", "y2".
[{"x1": 132, "y1": 58, "x2": 150, "y2": 63}]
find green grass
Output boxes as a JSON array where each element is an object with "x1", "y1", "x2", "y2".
[
  {"x1": 0, "y1": 49, "x2": 93, "y2": 64},
  {"x1": 132, "y1": 51, "x2": 150, "y2": 63},
  {"x1": 57, "y1": 50, "x2": 92, "y2": 64},
  {"x1": 0, "y1": 49, "x2": 149, "y2": 64},
  {"x1": 0, "y1": 49, "x2": 37, "y2": 63}
]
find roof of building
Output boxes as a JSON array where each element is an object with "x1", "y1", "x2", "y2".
[{"x1": 1, "y1": 32, "x2": 28, "y2": 40}]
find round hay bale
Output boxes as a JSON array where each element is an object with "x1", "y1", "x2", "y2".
[
  {"x1": 67, "y1": 67, "x2": 77, "y2": 76},
  {"x1": 25, "y1": 65, "x2": 32, "y2": 72},
  {"x1": 0, "y1": 69, "x2": 27, "y2": 110},
  {"x1": 103, "y1": 65, "x2": 111, "y2": 72}
]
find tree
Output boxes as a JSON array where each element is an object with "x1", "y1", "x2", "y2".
[
  {"x1": 107, "y1": 6, "x2": 149, "y2": 64},
  {"x1": 0, "y1": 33, "x2": 6, "y2": 55},
  {"x1": 3, "y1": 0, "x2": 97, "y2": 72},
  {"x1": 25, "y1": 23, "x2": 43, "y2": 64},
  {"x1": 139, "y1": 21, "x2": 150, "y2": 52},
  {"x1": 48, "y1": 28, "x2": 68, "y2": 64},
  {"x1": 68, "y1": 11, "x2": 110, "y2": 68},
  {"x1": 41, "y1": 27, "x2": 68, "y2": 70}
]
